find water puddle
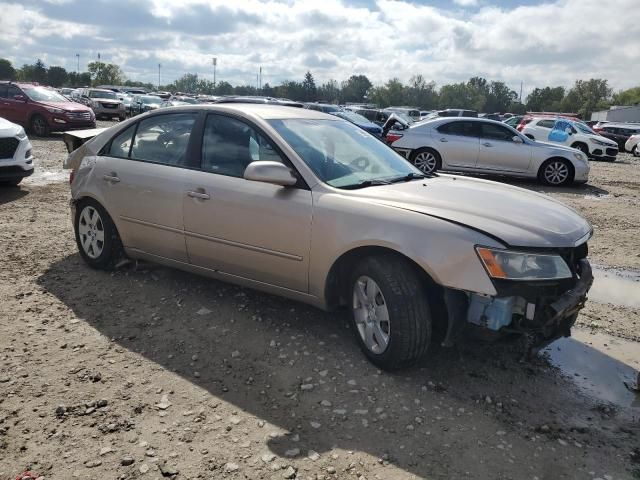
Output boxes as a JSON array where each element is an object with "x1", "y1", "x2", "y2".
[
  {"x1": 590, "y1": 267, "x2": 640, "y2": 308},
  {"x1": 543, "y1": 329, "x2": 639, "y2": 408},
  {"x1": 23, "y1": 169, "x2": 68, "y2": 186}
]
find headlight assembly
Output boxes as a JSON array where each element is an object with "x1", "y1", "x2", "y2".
[
  {"x1": 476, "y1": 247, "x2": 572, "y2": 281},
  {"x1": 16, "y1": 128, "x2": 27, "y2": 140},
  {"x1": 590, "y1": 138, "x2": 610, "y2": 146},
  {"x1": 45, "y1": 106, "x2": 64, "y2": 114}
]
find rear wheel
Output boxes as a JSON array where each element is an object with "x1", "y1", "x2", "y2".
[
  {"x1": 633, "y1": 145, "x2": 640, "y2": 157},
  {"x1": 350, "y1": 255, "x2": 432, "y2": 370},
  {"x1": 30, "y1": 115, "x2": 50, "y2": 137},
  {"x1": 539, "y1": 158, "x2": 573, "y2": 186},
  {"x1": 410, "y1": 148, "x2": 441, "y2": 174},
  {"x1": 74, "y1": 199, "x2": 124, "y2": 269}
]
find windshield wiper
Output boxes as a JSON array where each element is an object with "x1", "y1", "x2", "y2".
[
  {"x1": 386, "y1": 172, "x2": 431, "y2": 183},
  {"x1": 340, "y1": 179, "x2": 393, "y2": 190}
]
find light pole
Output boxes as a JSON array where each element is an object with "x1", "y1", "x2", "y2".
[
  {"x1": 158, "y1": 63, "x2": 161, "y2": 89},
  {"x1": 212, "y1": 57, "x2": 217, "y2": 88},
  {"x1": 76, "y1": 53, "x2": 80, "y2": 74}
]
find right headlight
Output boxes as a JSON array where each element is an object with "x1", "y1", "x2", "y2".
[
  {"x1": 476, "y1": 247, "x2": 572, "y2": 281},
  {"x1": 590, "y1": 138, "x2": 610, "y2": 146}
]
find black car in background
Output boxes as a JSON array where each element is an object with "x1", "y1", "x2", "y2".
[{"x1": 594, "y1": 123, "x2": 640, "y2": 151}]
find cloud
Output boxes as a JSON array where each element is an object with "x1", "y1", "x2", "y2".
[{"x1": 0, "y1": 0, "x2": 638, "y2": 96}]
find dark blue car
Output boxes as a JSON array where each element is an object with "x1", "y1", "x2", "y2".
[{"x1": 330, "y1": 111, "x2": 383, "y2": 137}]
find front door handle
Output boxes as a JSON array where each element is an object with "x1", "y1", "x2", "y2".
[
  {"x1": 482, "y1": 142, "x2": 493, "y2": 147},
  {"x1": 439, "y1": 137, "x2": 448, "y2": 142},
  {"x1": 103, "y1": 173, "x2": 120, "y2": 183},
  {"x1": 187, "y1": 190, "x2": 210, "y2": 200}
]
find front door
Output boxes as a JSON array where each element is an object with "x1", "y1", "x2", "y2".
[
  {"x1": 183, "y1": 113, "x2": 313, "y2": 292},
  {"x1": 433, "y1": 120, "x2": 480, "y2": 168},
  {"x1": 96, "y1": 112, "x2": 198, "y2": 262},
  {"x1": 477, "y1": 122, "x2": 532, "y2": 173}
]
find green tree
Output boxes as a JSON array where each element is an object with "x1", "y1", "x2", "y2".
[
  {"x1": 213, "y1": 80, "x2": 234, "y2": 95},
  {"x1": 33, "y1": 59, "x2": 47, "y2": 84},
  {"x1": 526, "y1": 86, "x2": 565, "y2": 112},
  {"x1": 47, "y1": 66, "x2": 68, "y2": 88},
  {"x1": 302, "y1": 71, "x2": 317, "y2": 101},
  {"x1": 406, "y1": 75, "x2": 437, "y2": 109},
  {"x1": 317, "y1": 79, "x2": 339, "y2": 103},
  {"x1": 612, "y1": 86, "x2": 640, "y2": 106},
  {"x1": 87, "y1": 61, "x2": 125, "y2": 86},
  {"x1": 560, "y1": 79, "x2": 611, "y2": 118},
  {"x1": 486, "y1": 81, "x2": 518, "y2": 113},
  {"x1": 168, "y1": 73, "x2": 200, "y2": 93},
  {"x1": 340, "y1": 75, "x2": 372, "y2": 103},
  {"x1": 0, "y1": 58, "x2": 16, "y2": 80}
]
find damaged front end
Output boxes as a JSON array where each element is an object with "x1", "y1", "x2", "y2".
[{"x1": 442, "y1": 242, "x2": 593, "y2": 355}]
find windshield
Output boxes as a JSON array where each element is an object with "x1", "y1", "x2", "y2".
[
  {"x1": 89, "y1": 90, "x2": 117, "y2": 99},
  {"x1": 269, "y1": 118, "x2": 421, "y2": 188},
  {"x1": 23, "y1": 87, "x2": 68, "y2": 103},
  {"x1": 141, "y1": 96, "x2": 162, "y2": 105},
  {"x1": 574, "y1": 122, "x2": 597, "y2": 135}
]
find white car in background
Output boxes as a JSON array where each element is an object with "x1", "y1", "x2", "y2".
[
  {"x1": 520, "y1": 117, "x2": 619, "y2": 161},
  {"x1": 390, "y1": 117, "x2": 590, "y2": 186},
  {"x1": 624, "y1": 134, "x2": 640, "y2": 156},
  {"x1": 0, "y1": 117, "x2": 34, "y2": 186}
]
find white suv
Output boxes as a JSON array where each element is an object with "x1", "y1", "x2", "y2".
[
  {"x1": 0, "y1": 117, "x2": 34, "y2": 186},
  {"x1": 520, "y1": 117, "x2": 619, "y2": 161}
]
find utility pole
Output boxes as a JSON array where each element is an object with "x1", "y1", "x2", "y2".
[
  {"x1": 75, "y1": 53, "x2": 80, "y2": 74},
  {"x1": 213, "y1": 57, "x2": 218, "y2": 94},
  {"x1": 259, "y1": 66, "x2": 262, "y2": 91},
  {"x1": 256, "y1": 73, "x2": 259, "y2": 90},
  {"x1": 158, "y1": 63, "x2": 161, "y2": 89}
]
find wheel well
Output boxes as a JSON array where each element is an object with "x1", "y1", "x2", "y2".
[
  {"x1": 539, "y1": 156, "x2": 575, "y2": 180},
  {"x1": 324, "y1": 246, "x2": 448, "y2": 339},
  {"x1": 75, "y1": 196, "x2": 122, "y2": 236},
  {"x1": 570, "y1": 141, "x2": 587, "y2": 150},
  {"x1": 524, "y1": 134, "x2": 535, "y2": 140}
]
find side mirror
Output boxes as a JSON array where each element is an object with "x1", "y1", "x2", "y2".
[
  {"x1": 244, "y1": 161, "x2": 297, "y2": 187},
  {"x1": 512, "y1": 135, "x2": 524, "y2": 143},
  {"x1": 13, "y1": 94, "x2": 26, "y2": 102}
]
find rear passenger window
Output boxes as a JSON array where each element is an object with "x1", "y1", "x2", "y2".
[
  {"x1": 437, "y1": 121, "x2": 478, "y2": 137},
  {"x1": 107, "y1": 124, "x2": 136, "y2": 158},
  {"x1": 201, "y1": 114, "x2": 284, "y2": 178},
  {"x1": 130, "y1": 113, "x2": 196, "y2": 166},
  {"x1": 537, "y1": 119, "x2": 555, "y2": 129}
]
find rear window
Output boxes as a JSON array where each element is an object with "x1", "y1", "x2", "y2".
[{"x1": 537, "y1": 119, "x2": 556, "y2": 129}]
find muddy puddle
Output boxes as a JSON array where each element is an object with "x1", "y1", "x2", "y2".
[
  {"x1": 589, "y1": 267, "x2": 640, "y2": 309},
  {"x1": 544, "y1": 328, "x2": 640, "y2": 409}
]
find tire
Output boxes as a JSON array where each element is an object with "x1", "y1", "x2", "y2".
[
  {"x1": 350, "y1": 254, "x2": 432, "y2": 370},
  {"x1": 633, "y1": 145, "x2": 640, "y2": 157},
  {"x1": 410, "y1": 148, "x2": 441, "y2": 174},
  {"x1": 538, "y1": 158, "x2": 574, "y2": 186},
  {"x1": 571, "y1": 142, "x2": 589, "y2": 156},
  {"x1": 74, "y1": 199, "x2": 124, "y2": 270},
  {"x1": 525, "y1": 134, "x2": 535, "y2": 140},
  {"x1": 119, "y1": 115, "x2": 126, "y2": 121},
  {"x1": 1, "y1": 178, "x2": 22, "y2": 187},
  {"x1": 30, "y1": 114, "x2": 50, "y2": 137}
]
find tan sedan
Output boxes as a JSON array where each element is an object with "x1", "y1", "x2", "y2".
[{"x1": 66, "y1": 104, "x2": 593, "y2": 370}]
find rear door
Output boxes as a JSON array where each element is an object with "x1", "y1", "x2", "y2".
[
  {"x1": 182, "y1": 112, "x2": 313, "y2": 292},
  {"x1": 96, "y1": 112, "x2": 198, "y2": 262},
  {"x1": 433, "y1": 120, "x2": 480, "y2": 168},
  {"x1": 477, "y1": 122, "x2": 532, "y2": 173}
]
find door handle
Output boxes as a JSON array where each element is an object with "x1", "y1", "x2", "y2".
[
  {"x1": 187, "y1": 190, "x2": 210, "y2": 200},
  {"x1": 103, "y1": 173, "x2": 120, "y2": 183},
  {"x1": 439, "y1": 138, "x2": 448, "y2": 142},
  {"x1": 482, "y1": 142, "x2": 493, "y2": 147}
]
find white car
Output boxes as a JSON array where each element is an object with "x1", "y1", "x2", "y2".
[
  {"x1": 520, "y1": 117, "x2": 618, "y2": 161},
  {"x1": 0, "y1": 117, "x2": 34, "y2": 186},
  {"x1": 624, "y1": 134, "x2": 640, "y2": 156},
  {"x1": 390, "y1": 117, "x2": 589, "y2": 186}
]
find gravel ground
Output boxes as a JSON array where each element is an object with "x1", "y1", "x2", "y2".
[{"x1": 1, "y1": 123, "x2": 639, "y2": 480}]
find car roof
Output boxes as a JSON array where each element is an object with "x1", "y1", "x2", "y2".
[{"x1": 145, "y1": 103, "x2": 335, "y2": 120}]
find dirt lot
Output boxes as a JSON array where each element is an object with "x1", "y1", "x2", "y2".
[{"x1": 1, "y1": 124, "x2": 639, "y2": 480}]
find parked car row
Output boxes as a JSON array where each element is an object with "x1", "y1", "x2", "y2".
[{"x1": 593, "y1": 122, "x2": 640, "y2": 152}]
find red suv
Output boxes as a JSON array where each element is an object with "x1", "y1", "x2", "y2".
[{"x1": 0, "y1": 82, "x2": 95, "y2": 137}]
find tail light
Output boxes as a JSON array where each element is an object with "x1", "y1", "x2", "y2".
[
  {"x1": 516, "y1": 118, "x2": 532, "y2": 131},
  {"x1": 386, "y1": 133, "x2": 403, "y2": 144}
]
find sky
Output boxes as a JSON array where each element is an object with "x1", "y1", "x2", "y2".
[{"x1": 1, "y1": 0, "x2": 638, "y2": 97}]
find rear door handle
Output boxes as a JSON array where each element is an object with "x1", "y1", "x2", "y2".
[
  {"x1": 187, "y1": 190, "x2": 210, "y2": 200},
  {"x1": 439, "y1": 137, "x2": 448, "y2": 142},
  {"x1": 482, "y1": 142, "x2": 493, "y2": 147},
  {"x1": 103, "y1": 173, "x2": 120, "y2": 183}
]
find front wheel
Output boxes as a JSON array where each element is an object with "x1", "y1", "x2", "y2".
[
  {"x1": 410, "y1": 148, "x2": 441, "y2": 174},
  {"x1": 633, "y1": 145, "x2": 640, "y2": 157},
  {"x1": 571, "y1": 143, "x2": 589, "y2": 156},
  {"x1": 350, "y1": 255, "x2": 432, "y2": 370},
  {"x1": 539, "y1": 158, "x2": 573, "y2": 186},
  {"x1": 30, "y1": 115, "x2": 50, "y2": 137},
  {"x1": 74, "y1": 199, "x2": 123, "y2": 269}
]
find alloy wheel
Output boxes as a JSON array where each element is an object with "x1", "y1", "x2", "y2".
[
  {"x1": 352, "y1": 275, "x2": 391, "y2": 354},
  {"x1": 544, "y1": 161, "x2": 569, "y2": 185},
  {"x1": 33, "y1": 117, "x2": 47, "y2": 136},
  {"x1": 78, "y1": 206, "x2": 105, "y2": 259},
  {"x1": 413, "y1": 151, "x2": 437, "y2": 173}
]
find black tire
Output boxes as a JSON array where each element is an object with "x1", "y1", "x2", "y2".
[
  {"x1": 350, "y1": 254, "x2": 432, "y2": 370},
  {"x1": 74, "y1": 198, "x2": 124, "y2": 270},
  {"x1": 410, "y1": 148, "x2": 442, "y2": 174},
  {"x1": 30, "y1": 114, "x2": 50, "y2": 137},
  {"x1": 538, "y1": 158, "x2": 574, "y2": 186},
  {"x1": 571, "y1": 142, "x2": 589, "y2": 156},
  {"x1": 633, "y1": 145, "x2": 640, "y2": 157},
  {"x1": 525, "y1": 134, "x2": 535, "y2": 140},
  {"x1": 1, "y1": 178, "x2": 22, "y2": 187}
]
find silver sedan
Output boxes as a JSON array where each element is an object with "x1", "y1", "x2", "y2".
[
  {"x1": 390, "y1": 117, "x2": 590, "y2": 186},
  {"x1": 66, "y1": 105, "x2": 593, "y2": 369}
]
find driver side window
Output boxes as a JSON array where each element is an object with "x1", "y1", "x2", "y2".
[{"x1": 480, "y1": 123, "x2": 516, "y2": 142}]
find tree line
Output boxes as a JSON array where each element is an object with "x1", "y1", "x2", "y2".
[{"x1": 2, "y1": 58, "x2": 639, "y2": 119}]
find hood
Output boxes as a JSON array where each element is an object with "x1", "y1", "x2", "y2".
[
  {"x1": 0, "y1": 117, "x2": 22, "y2": 136},
  {"x1": 531, "y1": 140, "x2": 581, "y2": 154},
  {"x1": 350, "y1": 175, "x2": 591, "y2": 248},
  {"x1": 39, "y1": 101, "x2": 92, "y2": 112},
  {"x1": 590, "y1": 134, "x2": 618, "y2": 146}
]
